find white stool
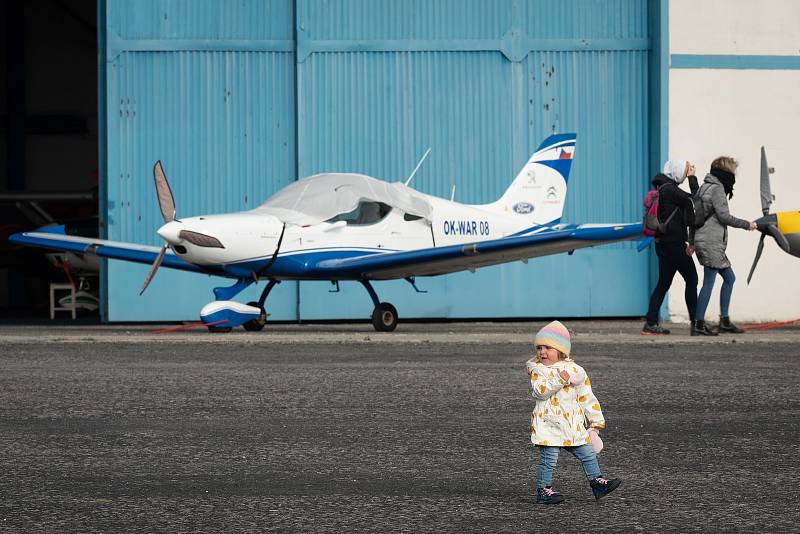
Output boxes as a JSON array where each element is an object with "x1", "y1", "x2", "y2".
[{"x1": 50, "y1": 283, "x2": 76, "y2": 319}]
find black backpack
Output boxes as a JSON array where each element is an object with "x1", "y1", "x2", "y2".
[{"x1": 688, "y1": 183, "x2": 713, "y2": 229}]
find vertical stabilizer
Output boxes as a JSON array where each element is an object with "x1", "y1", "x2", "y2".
[{"x1": 484, "y1": 133, "x2": 576, "y2": 225}]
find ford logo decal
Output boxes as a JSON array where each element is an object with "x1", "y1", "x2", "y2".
[{"x1": 513, "y1": 202, "x2": 534, "y2": 214}]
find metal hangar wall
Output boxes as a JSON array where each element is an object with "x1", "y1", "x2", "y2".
[{"x1": 98, "y1": 0, "x2": 665, "y2": 322}]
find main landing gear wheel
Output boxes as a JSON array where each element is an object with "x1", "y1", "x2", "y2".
[
  {"x1": 371, "y1": 302, "x2": 398, "y2": 332},
  {"x1": 242, "y1": 301, "x2": 267, "y2": 332}
]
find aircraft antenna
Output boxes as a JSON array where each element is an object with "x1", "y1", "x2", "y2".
[
  {"x1": 404, "y1": 148, "x2": 431, "y2": 186},
  {"x1": 450, "y1": 184, "x2": 456, "y2": 201}
]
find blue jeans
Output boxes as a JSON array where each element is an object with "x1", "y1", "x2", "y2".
[
  {"x1": 696, "y1": 266, "x2": 736, "y2": 320},
  {"x1": 536, "y1": 444, "x2": 601, "y2": 489}
]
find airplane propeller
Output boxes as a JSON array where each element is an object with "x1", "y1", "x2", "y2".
[
  {"x1": 154, "y1": 160, "x2": 177, "y2": 224},
  {"x1": 140, "y1": 161, "x2": 178, "y2": 295},
  {"x1": 746, "y1": 147, "x2": 790, "y2": 284},
  {"x1": 139, "y1": 242, "x2": 168, "y2": 295}
]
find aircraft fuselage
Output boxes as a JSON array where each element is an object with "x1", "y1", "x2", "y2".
[{"x1": 161, "y1": 193, "x2": 553, "y2": 280}]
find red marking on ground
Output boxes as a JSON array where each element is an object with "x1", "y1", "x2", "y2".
[
  {"x1": 741, "y1": 318, "x2": 800, "y2": 331},
  {"x1": 151, "y1": 320, "x2": 229, "y2": 334}
]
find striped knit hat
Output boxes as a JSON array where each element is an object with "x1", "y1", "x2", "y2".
[{"x1": 534, "y1": 320, "x2": 571, "y2": 357}]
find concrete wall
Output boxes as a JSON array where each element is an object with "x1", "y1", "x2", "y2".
[{"x1": 667, "y1": 0, "x2": 800, "y2": 323}]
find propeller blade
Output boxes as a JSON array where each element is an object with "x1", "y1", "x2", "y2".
[
  {"x1": 766, "y1": 223, "x2": 790, "y2": 253},
  {"x1": 760, "y1": 146, "x2": 773, "y2": 216},
  {"x1": 153, "y1": 160, "x2": 177, "y2": 223},
  {"x1": 746, "y1": 234, "x2": 766, "y2": 285},
  {"x1": 139, "y1": 244, "x2": 167, "y2": 295}
]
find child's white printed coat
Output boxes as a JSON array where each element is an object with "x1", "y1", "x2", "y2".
[{"x1": 525, "y1": 359, "x2": 605, "y2": 447}]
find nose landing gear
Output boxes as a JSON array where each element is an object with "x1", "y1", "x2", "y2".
[
  {"x1": 203, "y1": 278, "x2": 279, "y2": 332},
  {"x1": 242, "y1": 301, "x2": 267, "y2": 331}
]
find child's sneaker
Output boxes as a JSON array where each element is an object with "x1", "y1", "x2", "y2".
[
  {"x1": 590, "y1": 476, "x2": 621, "y2": 500},
  {"x1": 536, "y1": 486, "x2": 564, "y2": 504}
]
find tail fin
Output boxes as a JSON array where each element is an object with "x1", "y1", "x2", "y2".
[{"x1": 485, "y1": 133, "x2": 576, "y2": 225}]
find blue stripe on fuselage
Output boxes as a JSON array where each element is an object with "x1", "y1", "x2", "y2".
[
  {"x1": 222, "y1": 248, "x2": 388, "y2": 279},
  {"x1": 234, "y1": 223, "x2": 642, "y2": 280}
]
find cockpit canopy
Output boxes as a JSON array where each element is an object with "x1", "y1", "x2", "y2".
[
  {"x1": 250, "y1": 173, "x2": 432, "y2": 226},
  {"x1": 326, "y1": 201, "x2": 392, "y2": 225}
]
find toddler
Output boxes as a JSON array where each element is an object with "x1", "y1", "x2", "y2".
[{"x1": 525, "y1": 320, "x2": 620, "y2": 504}]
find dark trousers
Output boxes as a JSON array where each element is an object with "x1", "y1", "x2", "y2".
[{"x1": 646, "y1": 241, "x2": 698, "y2": 324}]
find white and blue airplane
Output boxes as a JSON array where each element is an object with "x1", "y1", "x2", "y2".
[{"x1": 10, "y1": 134, "x2": 642, "y2": 332}]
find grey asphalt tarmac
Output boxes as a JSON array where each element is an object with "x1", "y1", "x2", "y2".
[{"x1": 1, "y1": 321, "x2": 799, "y2": 532}]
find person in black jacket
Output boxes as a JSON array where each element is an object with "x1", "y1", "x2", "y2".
[{"x1": 642, "y1": 160, "x2": 700, "y2": 335}]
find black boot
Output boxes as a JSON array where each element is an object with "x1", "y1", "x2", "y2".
[
  {"x1": 590, "y1": 477, "x2": 621, "y2": 500},
  {"x1": 691, "y1": 320, "x2": 718, "y2": 336},
  {"x1": 536, "y1": 486, "x2": 565, "y2": 505},
  {"x1": 718, "y1": 316, "x2": 745, "y2": 334}
]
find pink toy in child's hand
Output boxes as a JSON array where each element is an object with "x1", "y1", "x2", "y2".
[
  {"x1": 589, "y1": 428, "x2": 603, "y2": 454},
  {"x1": 568, "y1": 370, "x2": 586, "y2": 386}
]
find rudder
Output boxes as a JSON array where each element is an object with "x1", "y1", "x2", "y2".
[{"x1": 485, "y1": 133, "x2": 576, "y2": 225}]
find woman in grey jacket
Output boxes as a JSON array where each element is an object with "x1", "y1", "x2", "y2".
[{"x1": 693, "y1": 156, "x2": 756, "y2": 335}]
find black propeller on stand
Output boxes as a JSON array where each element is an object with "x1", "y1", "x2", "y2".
[
  {"x1": 746, "y1": 147, "x2": 790, "y2": 284},
  {"x1": 139, "y1": 161, "x2": 178, "y2": 295}
]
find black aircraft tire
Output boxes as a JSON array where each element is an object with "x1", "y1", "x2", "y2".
[
  {"x1": 242, "y1": 301, "x2": 267, "y2": 332},
  {"x1": 207, "y1": 325, "x2": 233, "y2": 333},
  {"x1": 371, "y1": 302, "x2": 398, "y2": 332}
]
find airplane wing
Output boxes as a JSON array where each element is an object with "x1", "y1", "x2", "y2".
[
  {"x1": 310, "y1": 223, "x2": 644, "y2": 280},
  {"x1": 8, "y1": 226, "x2": 219, "y2": 275},
  {"x1": 11, "y1": 223, "x2": 644, "y2": 281}
]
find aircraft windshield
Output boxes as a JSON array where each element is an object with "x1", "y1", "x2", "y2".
[{"x1": 251, "y1": 173, "x2": 432, "y2": 226}]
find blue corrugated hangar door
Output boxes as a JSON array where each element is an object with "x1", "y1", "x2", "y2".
[
  {"x1": 294, "y1": 0, "x2": 654, "y2": 320},
  {"x1": 100, "y1": 0, "x2": 657, "y2": 322},
  {"x1": 100, "y1": 0, "x2": 299, "y2": 321}
]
